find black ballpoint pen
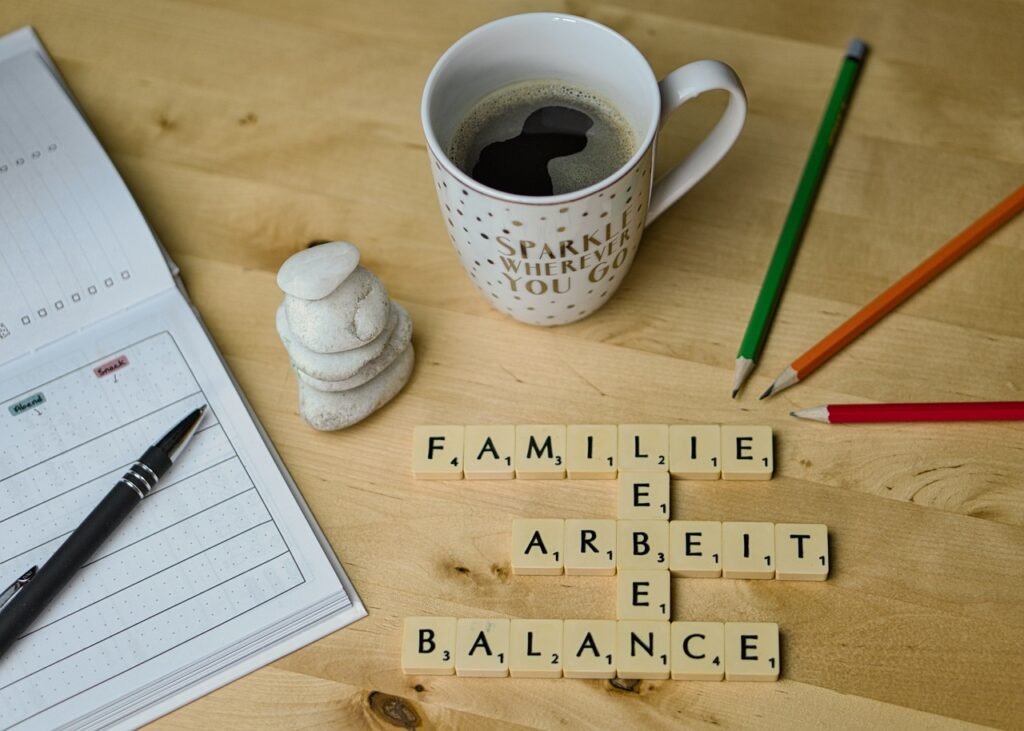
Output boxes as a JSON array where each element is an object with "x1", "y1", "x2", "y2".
[{"x1": 0, "y1": 405, "x2": 207, "y2": 659}]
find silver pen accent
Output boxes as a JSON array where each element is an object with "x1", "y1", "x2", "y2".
[
  {"x1": 0, "y1": 567, "x2": 38, "y2": 609},
  {"x1": 163, "y1": 404, "x2": 206, "y2": 463}
]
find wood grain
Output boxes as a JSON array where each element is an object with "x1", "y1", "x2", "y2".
[{"x1": 3, "y1": 0, "x2": 1022, "y2": 727}]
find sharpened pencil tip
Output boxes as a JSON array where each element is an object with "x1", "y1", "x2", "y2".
[
  {"x1": 759, "y1": 385, "x2": 774, "y2": 400},
  {"x1": 732, "y1": 358, "x2": 755, "y2": 400}
]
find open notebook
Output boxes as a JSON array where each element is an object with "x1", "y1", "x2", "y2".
[{"x1": 0, "y1": 28, "x2": 365, "y2": 731}]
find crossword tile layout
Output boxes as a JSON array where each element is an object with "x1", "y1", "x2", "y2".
[
  {"x1": 412, "y1": 425, "x2": 774, "y2": 480},
  {"x1": 404, "y1": 422, "x2": 819, "y2": 681}
]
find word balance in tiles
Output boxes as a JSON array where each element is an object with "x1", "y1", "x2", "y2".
[
  {"x1": 411, "y1": 424, "x2": 773, "y2": 481},
  {"x1": 402, "y1": 617, "x2": 781, "y2": 682}
]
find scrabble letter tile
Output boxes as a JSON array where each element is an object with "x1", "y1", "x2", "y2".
[
  {"x1": 566, "y1": 424, "x2": 618, "y2": 479},
  {"x1": 564, "y1": 519, "x2": 616, "y2": 576},
  {"x1": 616, "y1": 621, "x2": 670, "y2": 679},
  {"x1": 563, "y1": 620, "x2": 616, "y2": 679},
  {"x1": 510, "y1": 619, "x2": 563, "y2": 678},
  {"x1": 725, "y1": 622, "x2": 780, "y2": 681},
  {"x1": 456, "y1": 618, "x2": 510, "y2": 677},
  {"x1": 721, "y1": 425, "x2": 773, "y2": 480},
  {"x1": 616, "y1": 570, "x2": 671, "y2": 620},
  {"x1": 671, "y1": 621, "x2": 724, "y2": 680},
  {"x1": 511, "y1": 519, "x2": 564, "y2": 575},
  {"x1": 618, "y1": 424, "x2": 669, "y2": 472},
  {"x1": 402, "y1": 617, "x2": 456, "y2": 675},
  {"x1": 775, "y1": 523, "x2": 829, "y2": 581},
  {"x1": 669, "y1": 521, "x2": 722, "y2": 578},
  {"x1": 669, "y1": 425, "x2": 721, "y2": 479},
  {"x1": 722, "y1": 522, "x2": 775, "y2": 579},
  {"x1": 616, "y1": 520, "x2": 670, "y2": 571},
  {"x1": 617, "y1": 472, "x2": 670, "y2": 520},
  {"x1": 412, "y1": 426, "x2": 464, "y2": 479},
  {"x1": 515, "y1": 425, "x2": 567, "y2": 479},
  {"x1": 463, "y1": 425, "x2": 515, "y2": 479}
]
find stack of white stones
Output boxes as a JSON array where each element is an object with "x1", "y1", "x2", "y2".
[{"x1": 275, "y1": 241, "x2": 414, "y2": 430}]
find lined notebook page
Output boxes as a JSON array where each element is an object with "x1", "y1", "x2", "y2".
[
  {"x1": 0, "y1": 291, "x2": 360, "y2": 731},
  {"x1": 0, "y1": 48, "x2": 171, "y2": 364},
  {"x1": 0, "y1": 29, "x2": 364, "y2": 731}
]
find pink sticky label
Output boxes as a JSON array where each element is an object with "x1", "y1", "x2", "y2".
[{"x1": 94, "y1": 355, "x2": 129, "y2": 378}]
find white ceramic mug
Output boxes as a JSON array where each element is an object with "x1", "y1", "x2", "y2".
[{"x1": 422, "y1": 13, "x2": 746, "y2": 326}]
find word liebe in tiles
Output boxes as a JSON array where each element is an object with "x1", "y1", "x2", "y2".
[
  {"x1": 402, "y1": 617, "x2": 780, "y2": 681},
  {"x1": 411, "y1": 424, "x2": 773, "y2": 480}
]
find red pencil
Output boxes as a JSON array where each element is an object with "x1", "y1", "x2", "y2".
[{"x1": 791, "y1": 401, "x2": 1024, "y2": 424}]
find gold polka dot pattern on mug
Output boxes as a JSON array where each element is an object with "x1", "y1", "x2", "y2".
[{"x1": 429, "y1": 148, "x2": 653, "y2": 326}]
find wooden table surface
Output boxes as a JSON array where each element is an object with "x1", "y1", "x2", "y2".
[{"x1": 5, "y1": 0, "x2": 1023, "y2": 728}]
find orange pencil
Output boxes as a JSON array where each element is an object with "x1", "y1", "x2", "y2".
[{"x1": 761, "y1": 184, "x2": 1024, "y2": 399}]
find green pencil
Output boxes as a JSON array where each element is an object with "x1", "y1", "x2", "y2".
[{"x1": 732, "y1": 38, "x2": 867, "y2": 398}]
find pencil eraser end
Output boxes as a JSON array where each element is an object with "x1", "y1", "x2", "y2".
[{"x1": 846, "y1": 38, "x2": 867, "y2": 61}]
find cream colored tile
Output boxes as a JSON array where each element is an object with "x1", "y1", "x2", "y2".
[
  {"x1": 724, "y1": 622, "x2": 780, "y2": 681},
  {"x1": 564, "y1": 519, "x2": 616, "y2": 576},
  {"x1": 455, "y1": 618, "x2": 511, "y2": 677},
  {"x1": 563, "y1": 620, "x2": 617, "y2": 679},
  {"x1": 721, "y1": 425, "x2": 774, "y2": 480},
  {"x1": 411, "y1": 425, "x2": 464, "y2": 479},
  {"x1": 616, "y1": 570, "x2": 671, "y2": 621},
  {"x1": 618, "y1": 424, "x2": 669, "y2": 472},
  {"x1": 617, "y1": 471, "x2": 670, "y2": 520},
  {"x1": 463, "y1": 425, "x2": 515, "y2": 480},
  {"x1": 511, "y1": 519, "x2": 564, "y2": 575},
  {"x1": 401, "y1": 617, "x2": 456, "y2": 675},
  {"x1": 616, "y1": 621, "x2": 671, "y2": 679},
  {"x1": 671, "y1": 621, "x2": 724, "y2": 680},
  {"x1": 509, "y1": 619, "x2": 563, "y2": 678},
  {"x1": 566, "y1": 424, "x2": 618, "y2": 479},
  {"x1": 669, "y1": 424, "x2": 722, "y2": 479},
  {"x1": 515, "y1": 425, "x2": 567, "y2": 479},
  {"x1": 616, "y1": 520, "x2": 670, "y2": 571},
  {"x1": 669, "y1": 521, "x2": 722, "y2": 578},
  {"x1": 722, "y1": 522, "x2": 775, "y2": 579},
  {"x1": 775, "y1": 523, "x2": 829, "y2": 581}
]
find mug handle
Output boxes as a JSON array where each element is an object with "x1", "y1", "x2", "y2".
[{"x1": 646, "y1": 60, "x2": 747, "y2": 225}]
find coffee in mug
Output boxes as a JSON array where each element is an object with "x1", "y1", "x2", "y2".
[{"x1": 446, "y1": 79, "x2": 637, "y2": 197}]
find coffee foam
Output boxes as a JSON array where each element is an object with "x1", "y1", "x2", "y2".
[{"x1": 447, "y1": 79, "x2": 637, "y2": 195}]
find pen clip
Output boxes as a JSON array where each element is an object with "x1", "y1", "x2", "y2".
[{"x1": 0, "y1": 566, "x2": 37, "y2": 609}]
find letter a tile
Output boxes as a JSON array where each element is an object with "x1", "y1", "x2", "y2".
[
  {"x1": 464, "y1": 425, "x2": 515, "y2": 479},
  {"x1": 563, "y1": 620, "x2": 616, "y2": 679},
  {"x1": 511, "y1": 519, "x2": 564, "y2": 575},
  {"x1": 456, "y1": 618, "x2": 510, "y2": 677}
]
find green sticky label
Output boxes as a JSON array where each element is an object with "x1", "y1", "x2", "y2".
[{"x1": 8, "y1": 392, "x2": 45, "y2": 415}]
